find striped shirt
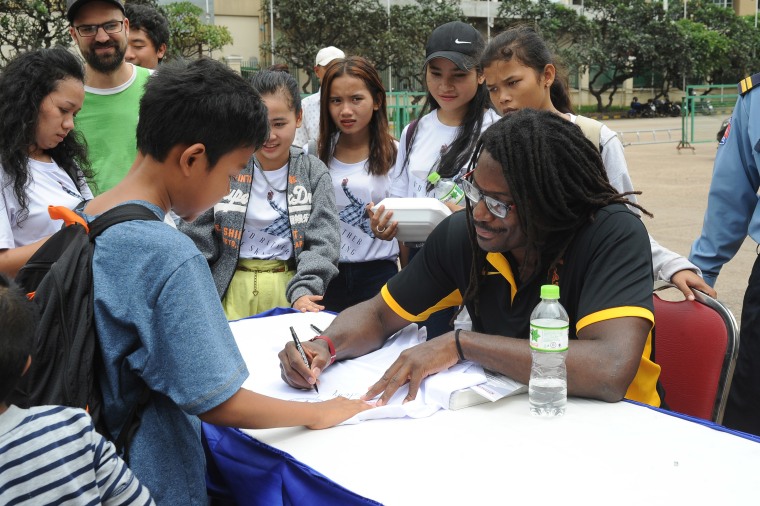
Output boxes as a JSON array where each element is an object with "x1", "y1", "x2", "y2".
[{"x1": 0, "y1": 405, "x2": 154, "y2": 505}]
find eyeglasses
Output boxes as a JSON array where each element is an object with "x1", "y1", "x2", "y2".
[
  {"x1": 73, "y1": 20, "x2": 124, "y2": 37},
  {"x1": 461, "y1": 176, "x2": 515, "y2": 219}
]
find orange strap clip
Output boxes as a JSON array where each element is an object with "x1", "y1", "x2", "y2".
[{"x1": 48, "y1": 205, "x2": 89, "y2": 233}]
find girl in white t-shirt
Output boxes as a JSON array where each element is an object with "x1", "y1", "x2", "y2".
[
  {"x1": 372, "y1": 21, "x2": 498, "y2": 337},
  {"x1": 315, "y1": 56, "x2": 400, "y2": 312},
  {"x1": 0, "y1": 47, "x2": 93, "y2": 276},
  {"x1": 479, "y1": 24, "x2": 715, "y2": 302}
]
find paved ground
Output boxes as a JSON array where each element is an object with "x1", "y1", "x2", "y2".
[{"x1": 604, "y1": 115, "x2": 755, "y2": 325}]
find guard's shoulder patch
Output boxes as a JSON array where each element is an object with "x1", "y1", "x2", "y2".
[{"x1": 738, "y1": 72, "x2": 760, "y2": 96}]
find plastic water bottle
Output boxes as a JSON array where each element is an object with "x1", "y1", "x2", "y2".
[
  {"x1": 529, "y1": 284, "x2": 569, "y2": 417},
  {"x1": 427, "y1": 171, "x2": 464, "y2": 204}
]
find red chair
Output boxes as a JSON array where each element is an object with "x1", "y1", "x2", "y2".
[{"x1": 653, "y1": 284, "x2": 739, "y2": 424}]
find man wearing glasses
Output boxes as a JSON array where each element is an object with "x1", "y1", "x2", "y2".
[
  {"x1": 279, "y1": 110, "x2": 661, "y2": 409},
  {"x1": 68, "y1": 0, "x2": 151, "y2": 194}
]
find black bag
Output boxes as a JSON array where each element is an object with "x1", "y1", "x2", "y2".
[{"x1": 12, "y1": 203, "x2": 160, "y2": 455}]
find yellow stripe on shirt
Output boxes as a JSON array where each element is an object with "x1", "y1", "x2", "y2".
[
  {"x1": 381, "y1": 284, "x2": 462, "y2": 322},
  {"x1": 485, "y1": 252, "x2": 517, "y2": 303}
]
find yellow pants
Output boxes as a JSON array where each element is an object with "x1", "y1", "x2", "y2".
[{"x1": 222, "y1": 258, "x2": 295, "y2": 320}]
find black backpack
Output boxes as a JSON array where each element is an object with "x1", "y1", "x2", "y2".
[{"x1": 11, "y1": 203, "x2": 160, "y2": 456}]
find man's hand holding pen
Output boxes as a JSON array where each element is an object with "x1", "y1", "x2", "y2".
[{"x1": 279, "y1": 325, "x2": 334, "y2": 391}]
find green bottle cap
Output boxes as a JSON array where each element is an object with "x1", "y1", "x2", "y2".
[
  {"x1": 427, "y1": 171, "x2": 441, "y2": 184},
  {"x1": 540, "y1": 284, "x2": 560, "y2": 299}
]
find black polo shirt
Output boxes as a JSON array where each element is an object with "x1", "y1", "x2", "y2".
[{"x1": 382, "y1": 204, "x2": 660, "y2": 406}]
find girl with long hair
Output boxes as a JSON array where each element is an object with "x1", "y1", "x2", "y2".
[
  {"x1": 0, "y1": 46, "x2": 93, "y2": 276},
  {"x1": 316, "y1": 56, "x2": 400, "y2": 312}
]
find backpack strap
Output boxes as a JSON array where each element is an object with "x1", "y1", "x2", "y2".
[
  {"x1": 87, "y1": 203, "x2": 159, "y2": 458},
  {"x1": 307, "y1": 138, "x2": 317, "y2": 156},
  {"x1": 574, "y1": 115, "x2": 604, "y2": 152},
  {"x1": 88, "y1": 203, "x2": 162, "y2": 240}
]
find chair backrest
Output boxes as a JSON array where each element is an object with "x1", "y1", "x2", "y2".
[{"x1": 653, "y1": 285, "x2": 739, "y2": 424}]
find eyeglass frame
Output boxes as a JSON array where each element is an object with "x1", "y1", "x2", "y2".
[
  {"x1": 73, "y1": 20, "x2": 124, "y2": 38},
  {"x1": 460, "y1": 168, "x2": 515, "y2": 219}
]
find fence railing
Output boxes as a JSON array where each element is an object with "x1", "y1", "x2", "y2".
[{"x1": 680, "y1": 87, "x2": 737, "y2": 148}]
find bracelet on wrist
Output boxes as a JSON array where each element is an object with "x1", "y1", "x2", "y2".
[
  {"x1": 454, "y1": 328, "x2": 466, "y2": 362},
  {"x1": 310, "y1": 335, "x2": 336, "y2": 365}
]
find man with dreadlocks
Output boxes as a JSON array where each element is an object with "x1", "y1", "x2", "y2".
[{"x1": 279, "y1": 109, "x2": 661, "y2": 408}]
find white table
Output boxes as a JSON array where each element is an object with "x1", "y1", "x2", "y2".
[{"x1": 229, "y1": 312, "x2": 760, "y2": 505}]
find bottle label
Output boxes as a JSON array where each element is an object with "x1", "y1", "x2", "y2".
[
  {"x1": 440, "y1": 184, "x2": 464, "y2": 204},
  {"x1": 529, "y1": 320, "x2": 569, "y2": 352}
]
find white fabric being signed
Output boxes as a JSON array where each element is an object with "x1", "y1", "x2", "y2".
[
  {"x1": 231, "y1": 311, "x2": 488, "y2": 424},
  {"x1": 230, "y1": 312, "x2": 760, "y2": 505}
]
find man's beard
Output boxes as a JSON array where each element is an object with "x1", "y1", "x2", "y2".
[{"x1": 83, "y1": 40, "x2": 126, "y2": 73}]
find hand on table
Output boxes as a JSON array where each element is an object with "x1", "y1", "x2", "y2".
[
  {"x1": 307, "y1": 396, "x2": 375, "y2": 430},
  {"x1": 366, "y1": 203, "x2": 398, "y2": 241},
  {"x1": 362, "y1": 332, "x2": 459, "y2": 406}
]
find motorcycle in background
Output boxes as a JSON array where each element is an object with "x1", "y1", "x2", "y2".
[
  {"x1": 654, "y1": 98, "x2": 681, "y2": 117},
  {"x1": 699, "y1": 98, "x2": 714, "y2": 115}
]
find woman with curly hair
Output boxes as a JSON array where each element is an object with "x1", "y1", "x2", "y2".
[{"x1": 0, "y1": 46, "x2": 93, "y2": 276}]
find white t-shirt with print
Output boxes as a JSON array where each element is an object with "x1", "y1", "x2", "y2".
[
  {"x1": 328, "y1": 152, "x2": 400, "y2": 263},
  {"x1": 238, "y1": 163, "x2": 293, "y2": 260},
  {"x1": 391, "y1": 108, "x2": 500, "y2": 199},
  {"x1": 0, "y1": 159, "x2": 93, "y2": 249}
]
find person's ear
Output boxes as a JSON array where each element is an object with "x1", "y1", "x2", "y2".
[
  {"x1": 69, "y1": 26, "x2": 79, "y2": 44},
  {"x1": 156, "y1": 43, "x2": 167, "y2": 61},
  {"x1": 295, "y1": 108, "x2": 303, "y2": 128},
  {"x1": 22, "y1": 355, "x2": 31, "y2": 377},
  {"x1": 179, "y1": 143, "x2": 207, "y2": 177},
  {"x1": 543, "y1": 64, "x2": 556, "y2": 89}
]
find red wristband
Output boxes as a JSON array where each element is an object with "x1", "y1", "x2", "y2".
[{"x1": 310, "y1": 335, "x2": 336, "y2": 365}]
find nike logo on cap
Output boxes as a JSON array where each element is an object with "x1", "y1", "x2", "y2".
[{"x1": 455, "y1": 39, "x2": 471, "y2": 44}]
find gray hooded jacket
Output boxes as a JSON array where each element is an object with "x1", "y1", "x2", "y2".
[{"x1": 179, "y1": 147, "x2": 340, "y2": 304}]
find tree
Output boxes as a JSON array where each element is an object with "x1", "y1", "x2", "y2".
[
  {"x1": 678, "y1": 0, "x2": 760, "y2": 88},
  {"x1": 567, "y1": 0, "x2": 677, "y2": 111},
  {"x1": 0, "y1": 0, "x2": 69, "y2": 68},
  {"x1": 263, "y1": 0, "x2": 388, "y2": 93},
  {"x1": 380, "y1": 0, "x2": 466, "y2": 91},
  {"x1": 162, "y1": 1, "x2": 232, "y2": 60},
  {"x1": 264, "y1": 0, "x2": 464, "y2": 93}
]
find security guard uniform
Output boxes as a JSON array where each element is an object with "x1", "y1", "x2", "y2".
[{"x1": 690, "y1": 72, "x2": 760, "y2": 435}]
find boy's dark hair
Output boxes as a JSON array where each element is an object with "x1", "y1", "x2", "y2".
[
  {"x1": 124, "y1": 3, "x2": 170, "y2": 59},
  {"x1": 0, "y1": 46, "x2": 92, "y2": 224},
  {"x1": 0, "y1": 275, "x2": 36, "y2": 404},
  {"x1": 481, "y1": 25, "x2": 574, "y2": 114},
  {"x1": 459, "y1": 109, "x2": 650, "y2": 317},
  {"x1": 249, "y1": 68, "x2": 302, "y2": 118},
  {"x1": 136, "y1": 58, "x2": 269, "y2": 168}
]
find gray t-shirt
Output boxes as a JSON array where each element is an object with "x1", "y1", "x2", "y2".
[{"x1": 89, "y1": 201, "x2": 248, "y2": 505}]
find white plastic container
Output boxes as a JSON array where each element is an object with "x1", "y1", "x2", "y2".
[{"x1": 371, "y1": 197, "x2": 452, "y2": 243}]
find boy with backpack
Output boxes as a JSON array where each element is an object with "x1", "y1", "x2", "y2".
[
  {"x1": 0, "y1": 274, "x2": 155, "y2": 505},
  {"x1": 78, "y1": 58, "x2": 372, "y2": 505}
]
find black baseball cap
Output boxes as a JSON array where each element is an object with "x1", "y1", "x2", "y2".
[
  {"x1": 66, "y1": 0, "x2": 125, "y2": 23},
  {"x1": 424, "y1": 21, "x2": 485, "y2": 71}
]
